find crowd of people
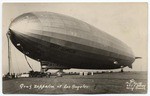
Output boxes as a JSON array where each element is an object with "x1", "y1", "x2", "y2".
[{"x1": 3, "y1": 72, "x2": 23, "y2": 80}]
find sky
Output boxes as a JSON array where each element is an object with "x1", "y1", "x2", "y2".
[{"x1": 2, "y1": 3, "x2": 148, "y2": 74}]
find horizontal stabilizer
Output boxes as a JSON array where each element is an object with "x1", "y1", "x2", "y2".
[
  {"x1": 135, "y1": 57, "x2": 142, "y2": 59},
  {"x1": 128, "y1": 65, "x2": 132, "y2": 69}
]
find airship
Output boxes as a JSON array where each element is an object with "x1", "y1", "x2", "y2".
[{"x1": 8, "y1": 12, "x2": 137, "y2": 72}]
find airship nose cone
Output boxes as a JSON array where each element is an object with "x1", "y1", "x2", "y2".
[{"x1": 9, "y1": 13, "x2": 42, "y2": 35}]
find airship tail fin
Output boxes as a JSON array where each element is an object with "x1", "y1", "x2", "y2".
[
  {"x1": 128, "y1": 65, "x2": 132, "y2": 69},
  {"x1": 135, "y1": 57, "x2": 142, "y2": 59},
  {"x1": 128, "y1": 57, "x2": 142, "y2": 69}
]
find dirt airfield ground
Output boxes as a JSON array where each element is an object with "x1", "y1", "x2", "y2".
[{"x1": 3, "y1": 71, "x2": 147, "y2": 94}]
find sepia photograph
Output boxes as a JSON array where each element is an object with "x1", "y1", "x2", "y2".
[{"x1": 2, "y1": 3, "x2": 148, "y2": 94}]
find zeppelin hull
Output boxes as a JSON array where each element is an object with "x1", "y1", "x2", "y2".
[{"x1": 8, "y1": 12, "x2": 135, "y2": 69}]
